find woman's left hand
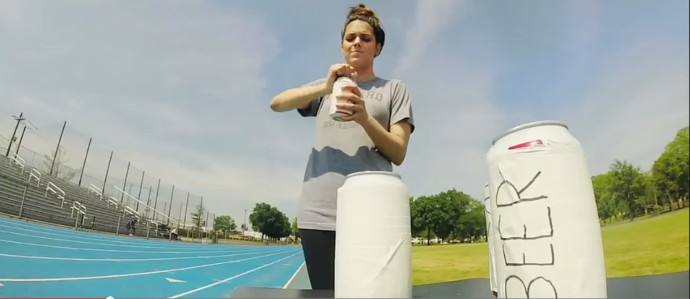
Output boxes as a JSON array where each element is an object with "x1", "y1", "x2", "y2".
[{"x1": 336, "y1": 87, "x2": 370, "y2": 124}]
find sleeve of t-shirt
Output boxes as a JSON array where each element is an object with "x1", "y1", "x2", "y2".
[
  {"x1": 297, "y1": 78, "x2": 326, "y2": 117},
  {"x1": 390, "y1": 80, "x2": 415, "y2": 133}
]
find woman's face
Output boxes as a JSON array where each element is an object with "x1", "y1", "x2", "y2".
[{"x1": 342, "y1": 20, "x2": 381, "y2": 69}]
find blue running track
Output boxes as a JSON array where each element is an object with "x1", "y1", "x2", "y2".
[{"x1": 0, "y1": 216, "x2": 305, "y2": 298}]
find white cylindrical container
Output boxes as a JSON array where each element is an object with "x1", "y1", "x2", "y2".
[
  {"x1": 334, "y1": 171, "x2": 412, "y2": 298},
  {"x1": 484, "y1": 183, "x2": 498, "y2": 297},
  {"x1": 329, "y1": 76, "x2": 357, "y2": 121},
  {"x1": 486, "y1": 120, "x2": 607, "y2": 298}
]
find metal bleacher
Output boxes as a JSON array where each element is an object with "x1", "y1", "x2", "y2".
[{"x1": 0, "y1": 152, "x2": 164, "y2": 238}]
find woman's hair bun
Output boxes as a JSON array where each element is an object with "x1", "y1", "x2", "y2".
[
  {"x1": 347, "y1": 3, "x2": 380, "y2": 21},
  {"x1": 342, "y1": 3, "x2": 386, "y2": 51}
]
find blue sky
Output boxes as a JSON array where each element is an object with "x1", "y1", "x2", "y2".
[{"x1": 0, "y1": 0, "x2": 688, "y2": 226}]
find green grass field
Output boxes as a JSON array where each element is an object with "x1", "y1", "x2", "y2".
[{"x1": 412, "y1": 208, "x2": 689, "y2": 285}]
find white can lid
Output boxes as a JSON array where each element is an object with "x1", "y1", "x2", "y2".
[
  {"x1": 491, "y1": 120, "x2": 568, "y2": 145},
  {"x1": 345, "y1": 171, "x2": 401, "y2": 180}
]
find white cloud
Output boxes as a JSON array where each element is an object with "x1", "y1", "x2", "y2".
[
  {"x1": 561, "y1": 38, "x2": 689, "y2": 175},
  {"x1": 0, "y1": 0, "x2": 284, "y2": 224},
  {"x1": 115, "y1": 151, "x2": 306, "y2": 221},
  {"x1": 388, "y1": 0, "x2": 504, "y2": 200},
  {"x1": 390, "y1": 0, "x2": 688, "y2": 202},
  {"x1": 392, "y1": 0, "x2": 458, "y2": 76},
  {"x1": 395, "y1": 53, "x2": 503, "y2": 201},
  {"x1": 1, "y1": 0, "x2": 686, "y2": 229}
]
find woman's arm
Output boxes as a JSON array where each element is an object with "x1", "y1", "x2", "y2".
[
  {"x1": 336, "y1": 84, "x2": 414, "y2": 166},
  {"x1": 270, "y1": 63, "x2": 358, "y2": 112},
  {"x1": 360, "y1": 117, "x2": 413, "y2": 166},
  {"x1": 270, "y1": 83, "x2": 330, "y2": 112}
]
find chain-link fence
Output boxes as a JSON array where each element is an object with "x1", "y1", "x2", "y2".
[{"x1": 0, "y1": 110, "x2": 220, "y2": 241}]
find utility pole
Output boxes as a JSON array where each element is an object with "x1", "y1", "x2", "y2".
[
  {"x1": 244, "y1": 209, "x2": 247, "y2": 231},
  {"x1": 136, "y1": 170, "x2": 145, "y2": 211},
  {"x1": 6, "y1": 112, "x2": 25, "y2": 157},
  {"x1": 167, "y1": 185, "x2": 175, "y2": 226},
  {"x1": 49, "y1": 121, "x2": 67, "y2": 176},
  {"x1": 101, "y1": 151, "x2": 113, "y2": 196},
  {"x1": 77, "y1": 138, "x2": 92, "y2": 187},
  {"x1": 14, "y1": 126, "x2": 26, "y2": 156},
  {"x1": 183, "y1": 192, "x2": 189, "y2": 229},
  {"x1": 14, "y1": 119, "x2": 37, "y2": 157}
]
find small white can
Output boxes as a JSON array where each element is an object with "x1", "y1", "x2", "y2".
[
  {"x1": 335, "y1": 171, "x2": 412, "y2": 298},
  {"x1": 329, "y1": 76, "x2": 357, "y2": 122}
]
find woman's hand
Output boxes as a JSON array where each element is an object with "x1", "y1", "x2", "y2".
[
  {"x1": 335, "y1": 83, "x2": 412, "y2": 166},
  {"x1": 325, "y1": 64, "x2": 357, "y2": 93},
  {"x1": 336, "y1": 86, "x2": 370, "y2": 124}
]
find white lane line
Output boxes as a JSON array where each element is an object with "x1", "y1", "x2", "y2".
[
  {"x1": 0, "y1": 223, "x2": 225, "y2": 249},
  {"x1": 165, "y1": 277, "x2": 187, "y2": 283},
  {"x1": 0, "y1": 219, "x2": 145, "y2": 243},
  {"x1": 0, "y1": 239, "x2": 277, "y2": 254},
  {"x1": 0, "y1": 249, "x2": 299, "y2": 282},
  {"x1": 0, "y1": 222, "x2": 242, "y2": 250},
  {"x1": 0, "y1": 248, "x2": 276, "y2": 262},
  {"x1": 168, "y1": 252, "x2": 302, "y2": 299},
  {"x1": 282, "y1": 261, "x2": 306, "y2": 289},
  {"x1": 0, "y1": 230, "x2": 236, "y2": 251}
]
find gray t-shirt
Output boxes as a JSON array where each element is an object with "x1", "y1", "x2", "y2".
[{"x1": 296, "y1": 76, "x2": 415, "y2": 231}]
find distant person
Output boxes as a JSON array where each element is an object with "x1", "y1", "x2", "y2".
[
  {"x1": 126, "y1": 218, "x2": 137, "y2": 236},
  {"x1": 270, "y1": 3, "x2": 415, "y2": 290},
  {"x1": 125, "y1": 220, "x2": 131, "y2": 236}
]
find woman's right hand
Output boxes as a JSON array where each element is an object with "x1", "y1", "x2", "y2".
[
  {"x1": 270, "y1": 63, "x2": 356, "y2": 112},
  {"x1": 324, "y1": 63, "x2": 357, "y2": 93}
]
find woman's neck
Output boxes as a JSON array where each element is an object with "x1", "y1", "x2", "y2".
[{"x1": 355, "y1": 67, "x2": 376, "y2": 82}]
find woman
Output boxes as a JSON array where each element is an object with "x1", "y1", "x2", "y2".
[{"x1": 270, "y1": 3, "x2": 415, "y2": 290}]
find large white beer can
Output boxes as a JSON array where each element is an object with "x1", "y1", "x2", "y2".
[
  {"x1": 334, "y1": 171, "x2": 412, "y2": 298},
  {"x1": 485, "y1": 120, "x2": 607, "y2": 298},
  {"x1": 485, "y1": 182, "x2": 499, "y2": 296}
]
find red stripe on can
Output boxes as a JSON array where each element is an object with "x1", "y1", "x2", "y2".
[{"x1": 508, "y1": 139, "x2": 543, "y2": 150}]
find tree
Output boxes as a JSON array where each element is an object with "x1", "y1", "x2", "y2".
[
  {"x1": 652, "y1": 127, "x2": 689, "y2": 210},
  {"x1": 281, "y1": 216, "x2": 292, "y2": 240},
  {"x1": 410, "y1": 196, "x2": 429, "y2": 239},
  {"x1": 609, "y1": 160, "x2": 647, "y2": 220},
  {"x1": 411, "y1": 195, "x2": 440, "y2": 245},
  {"x1": 411, "y1": 189, "x2": 477, "y2": 244},
  {"x1": 249, "y1": 203, "x2": 291, "y2": 240},
  {"x1": 190, "y1": 204, "x2": 205, "y2": 238},
  {"x1": 445, "y1": 190, "x2": 478, "y2": 242},
  {"x1": 638, "y1": 172, "x2": 658, "y2": 215},
  {"x1": 213, "y1": 215, "x2": 236, "y2": 238},
  {"x1": 249, "y1": 203, "x2": 272, "y2": 238},
  {"x1": 291, "y1": 217, "x2": 300, "y2": 242},
  {"x1": 42, "y1": 147, "x2": 80, "y2": 181},
  {"x1": 593, "y1": 173, "x2": 619, "y2": 222},
  {"x1": 418, "y1": 227, "x2": 436, "y2": 242},
  {"x1": 261, "y1": 206, "x2": 290, "y2": 240},
  {"x1": 455, "y1": 199, "x2": 486, "y2": 242},
  {"x1": 432, "y1": 190, "x2": 463, "y2": 242}
]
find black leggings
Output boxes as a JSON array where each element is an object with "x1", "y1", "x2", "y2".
[{"x1": 300, "y1": 229, "x2": 336, "y2": 290}]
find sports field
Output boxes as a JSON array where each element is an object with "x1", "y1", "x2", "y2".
[{"x1": 412, "y1": 208, "x2": 690, "y2": 285}]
